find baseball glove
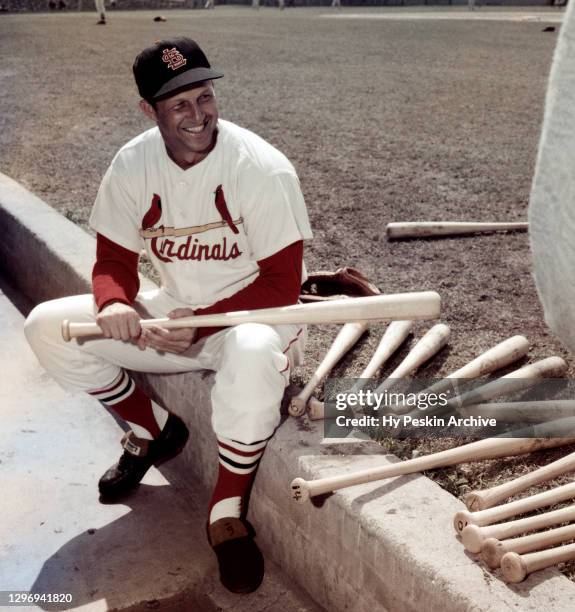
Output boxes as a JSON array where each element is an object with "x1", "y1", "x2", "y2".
[{"x1": 300, "y1": 267, "x2": 381, "y2": 302}]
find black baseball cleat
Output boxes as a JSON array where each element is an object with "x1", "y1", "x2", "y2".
[
  {"x1": 98, "y1": 414, "x2": 189, "y2": 502},
  {"x1": 208, "y1": 517, "x2": 264, "y2": 594},
  {"x1": 208, "y1": 517, "x2": 264, "y2": 593}
]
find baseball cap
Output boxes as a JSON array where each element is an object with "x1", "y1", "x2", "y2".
[{"x1": 133, "y1": 37, "x2": 224, "y2": 102}]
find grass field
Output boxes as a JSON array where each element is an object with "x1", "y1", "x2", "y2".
[{"x1": 2, "y1": 7, "x2": 574, "y2": 545}]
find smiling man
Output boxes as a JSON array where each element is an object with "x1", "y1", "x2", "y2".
[
  {"x1": 139, "y1": 82, "x2": 219, "y2": 169},
  {"x1": 25, "y1": 37, "x2": 312, "y2": 594}
]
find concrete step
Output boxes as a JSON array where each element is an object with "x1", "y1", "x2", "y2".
[{"x1": 0, "y1": 273, "x2": 323, "y2": 612}]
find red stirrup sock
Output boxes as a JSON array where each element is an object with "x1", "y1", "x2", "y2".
[
  {"x1": 208, "y1": 436, "x2": 269, "y2": 524},
  {"x1": 89, "y1": 370, "x2": 167, "y2": 440}
]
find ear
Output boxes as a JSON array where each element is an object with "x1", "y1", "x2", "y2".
[{"x1": 139, "y1": 99, "x2": 158, "y2": 122}]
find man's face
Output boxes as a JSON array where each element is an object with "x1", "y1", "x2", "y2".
[{"x1": 141, "y1": 81, "x2": 219, "y2": 167}]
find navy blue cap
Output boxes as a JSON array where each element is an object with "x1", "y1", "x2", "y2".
[{"x1": 133, "y1": 37, "x2": 223, "y2": 102}]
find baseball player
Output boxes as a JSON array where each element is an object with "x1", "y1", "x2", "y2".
[
  {"x1": 95, "y1": 0, "x2": 106, "y2": 23},
  {"x1": 25, "y1": 37, "x2": 312, "y2": 594}
]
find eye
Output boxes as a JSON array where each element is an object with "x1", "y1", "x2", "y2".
[{"x1": 199, "y1": 93, "x2": 213, "y2": 102}]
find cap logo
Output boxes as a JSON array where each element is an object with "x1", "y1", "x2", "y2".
[{"x1": 162, "y1": 47, "x2": 187, "y2": 71}]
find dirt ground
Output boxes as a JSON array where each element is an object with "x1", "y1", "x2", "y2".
[
  {"x1": 2, "y1": 5, "x2": 575, "y2": 578},
  {"x1": 1, "y1": 7, "x2": 568, "y2": 370}
]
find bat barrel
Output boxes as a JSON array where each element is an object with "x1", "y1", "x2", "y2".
[
  {"x1": 354, "y1": 320, "x2": 413, "y2": 384},
  {"x1": 373, "y1": 323, "x2": 451, "y2": 401},
  {"x1": 449, "y1": 356, "x2": 567, "y2": 409},
  {"x1": 403, "y1": 335, "x2": 530, "y2": 420},
  {"x1": 386, "y1": 221, "x2": 529, "y2": 240},
  {"x1": 62, "y1": 291, "x2": 441, "y2": 341},
  {"x1": 459, "y1": 400, "x2": 575, "y2": 425}
]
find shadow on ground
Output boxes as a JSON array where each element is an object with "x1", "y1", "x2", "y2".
[{"x1": 30, "y1": 484, "x2": 217, "y2": 611}]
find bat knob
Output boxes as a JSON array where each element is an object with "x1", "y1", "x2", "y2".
[
  {"x1": 291, "y1": 477, "x2": 310, "y2": 503},
  {"x1": 61, "y1": 319, "x2": 71, "y2": 342},
  {"x1": 453, "y1": 510, "x2": 474, "y2": 535},
  {"x1": 307, "y1": 397, "x2": 325, "y2": 421},
  {"x1": 501, "y1": 552, "x2": 528, "y2": 583},
  {"x1": 481, "y1": 538, "x2": 505, "y2": 569},
  {"x1": 463, "y1": 492, "x2": 484, "y2": 512},
  {"x1": 289, "y1": 398, "x2": 307, "y2": 417},
  {"x1": 461, "y1": 523, "x2": 485, "y2": 554}
]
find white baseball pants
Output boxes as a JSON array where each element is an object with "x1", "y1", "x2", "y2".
[{"x1": 24, "y1": 290, "x2": 306, "y2": 443}]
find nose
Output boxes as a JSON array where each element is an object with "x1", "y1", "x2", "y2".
[{"x1": 185, "y1": 101, "x2": 203, "y2": 123}]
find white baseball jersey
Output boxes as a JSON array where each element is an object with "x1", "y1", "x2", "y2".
[{"x1": 90, "y1": 119, "x2": 313, "y2": 308}]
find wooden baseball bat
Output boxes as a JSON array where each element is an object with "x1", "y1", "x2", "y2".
[
  {"x1": 462, "y1": 504, "x2": 575, "y2": 554},
  {"x1": 386, "y1": 221, "x2": 528, "y2": 240},
  {"x1": 305, "y1": 320, "x2": 413, "y2": 421},
  {"x1": 411, "y1": 335, "x2": 530, "y2": 403},
  {"x1": 464, "y1": 450, "x2": 575, "y2": 512},
  {"x1": 290, "y1": 419, "x2": 575, "y2": 503},
  {"x1": 403, "y1": 335, "x2": 531, "y2": 419},
  {"x1": 481, "y1": 523, "x2": 575, "y2": 569},
  {"x1": 374, "y1": 324, "x2": 451, "y2": 403},
  {"x1": 453, "y1": 479, "x2": 575, "y2": 536},
  {"x1": 501, "y1": 543, "x2": 575, "y2": 583},
  {"x1": 61, "y1": 291, "x2": 441, "y2": 342},
  {"x1": 353, "y1": 320, "x2": 413, "y2": 390},
  {"x1": 459, "y1": 400, "x2": 575, "y2": 425},
  {"x1": 288, "y1": 322, "x2": 369, "y2": 417},
  {"x1": 447, "y1": 357, "x2": 568, "y2": 411}
]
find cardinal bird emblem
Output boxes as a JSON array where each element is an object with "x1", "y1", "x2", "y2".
[
  {"x1": 214, "y1": 185, "x2": 239, "y2": 234},
  {"x1": 141, "y1": 194, "x2": 171, "y2": 262},
  {"x1": 142, "y1": 193, "x2": 163, "y2": 230}
]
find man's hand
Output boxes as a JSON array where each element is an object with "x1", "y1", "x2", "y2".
[
  {"x1": 137, "y1": 308, "x2": 197, "y2": 354},
  {"x1": 96, "y1": 301, "x2": 142, "y2": 341}
]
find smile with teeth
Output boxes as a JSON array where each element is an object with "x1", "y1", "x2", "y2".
[{"x1": 182, "y1": 121, "x2": 208, "y2": 134}]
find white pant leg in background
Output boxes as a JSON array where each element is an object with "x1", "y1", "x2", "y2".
[
  {"x1": 24, "y1": 291, "x2": 306, "y2": 443},
  {"x1": 94, "y1": 0, "x2": 105, "y2": 17}
]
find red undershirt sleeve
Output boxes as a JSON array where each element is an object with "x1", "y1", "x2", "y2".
[
  {"x1": 92, "y1": 235, "x2": 303, "y2": 342},
  {"x1": 194, "y1": 240, "x2": 304, "y2": 342},
  {"x1": 92, "y1": 233, "x2": 140, "y2": 311}
]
